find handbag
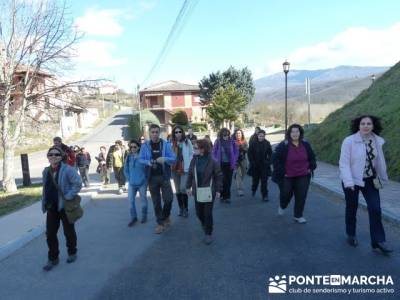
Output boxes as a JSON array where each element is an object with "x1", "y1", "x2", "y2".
[
  {"x1": 194, "y1": 163, "x2": 212, "y2": 203},
  {"x1": 49, "y1": 168, "x2": 84, "y2": 224},
  {"x1": 366, "y1": 148, "x2": 383, "y2": 189}
]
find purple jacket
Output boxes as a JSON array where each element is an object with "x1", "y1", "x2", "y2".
[{"x1": 212, "y1": 139, "x2": 239, "y2": 170}]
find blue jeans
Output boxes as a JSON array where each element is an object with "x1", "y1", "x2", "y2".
[{"x1": 128, "y1": 184, "x2": 148, "y2": 220}]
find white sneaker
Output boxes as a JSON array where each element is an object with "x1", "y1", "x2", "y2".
[
  {"x1": 278, "y1": 207, "x2": 285, "y2": 216},
  {"x1": 294, "y1": 217, "x2": 307, "y2": 224},
  {"x1": 118, "y1": 188, "x2": 123, "y2": 195}
]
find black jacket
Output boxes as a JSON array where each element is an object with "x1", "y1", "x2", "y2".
[
  {"x1": 272, "y1": 140, "x2": 317, "y2": 183},
  {"x1": 76, "y1": 152, "x2": 91, "y2": 168},
  {"x1": 247, "y1": 139, "x2": 272, "y2": 176}
]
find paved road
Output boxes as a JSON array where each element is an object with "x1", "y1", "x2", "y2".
[
  {"x1": 0, "y1": 178, "x2": 398, "y2": 300},
  {"x1": 0, "y1": 109, "x2": 133, "y2": 186}
]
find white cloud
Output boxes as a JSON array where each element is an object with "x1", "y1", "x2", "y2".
[
  {"x1": 138, "y1": 0, "x2": 158, "y2": 11},
  {"x1": 75, "y1": 40, "x2": 127, "y2": 68},
  {"x1": 263, "y1": 22, "x2": 400, "y2": 75},
  {"x1": 75, "y1": 8, "x2": 127, "y2": 37}
]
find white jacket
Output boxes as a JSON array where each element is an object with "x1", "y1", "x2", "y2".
[{"x1": 339, "y1": 132, "x2": 388, "y2": 188}]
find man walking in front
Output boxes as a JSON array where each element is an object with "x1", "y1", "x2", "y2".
[{"x1": 139, "y1": 124, "x2": 176, "y2": 234}]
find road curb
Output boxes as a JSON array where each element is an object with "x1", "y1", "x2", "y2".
[
  {"x1": 311, "y1": 180, "x2": 400, "y2": 226},
  {"x1": 0, "y1": 190, "x2": 98, "y2": 262}
]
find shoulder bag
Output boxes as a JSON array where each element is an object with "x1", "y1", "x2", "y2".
[{"x1": 194, "y1": 162, "x2": 212, "y2": 203}]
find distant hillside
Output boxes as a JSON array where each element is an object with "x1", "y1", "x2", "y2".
[
  {"x1": 254, "y1": 65, "x2": 389, "y2": 92},
  {"x1": 254, "y1": 76, "x2": 375, "y2": 104},
  {"x1": 306, "y1": 62, "x2": 400, "y2": 181}
]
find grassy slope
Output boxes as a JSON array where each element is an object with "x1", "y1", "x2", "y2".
[{"x1": 307, "y1": 62, "x2": 400, "y2": 181}]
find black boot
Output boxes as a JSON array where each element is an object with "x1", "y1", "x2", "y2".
[
  {"x1": 182, "y1": 194, "x2": 189, "y2": 218},
  {"x1": 372, "y1": 242, "x2": 393, "y2": 254},
  {"x1": 177, "y1": 194, "x2": 183, "y2": 216}
]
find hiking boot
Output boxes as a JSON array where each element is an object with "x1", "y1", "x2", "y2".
[
  {"x1": 155, "y1": 225, "x2": 164, "y2": 234},
  {"x1": 66, "y1": 254, "x2": 77, "y2": 264},
  {"x1": 43, "y1": 258, "x2": 59, "y2": 271},
  {"x1": 294, "y1": 217, "x2": 307, "y2": 224},
  {"x1": 203, "y1": 235, "x2": 213, "y2": 245},
  {"x1": 128, "y1": 218, "x2": 138, "y2": 227}
]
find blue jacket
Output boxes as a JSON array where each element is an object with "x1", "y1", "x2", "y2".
[
  {"x1": 41, "y1": 162, "x2": 82, "y2": 213},
  {"x1": 139, "y1": 139, "x2": 176, "y2": 180},
  {"x1": 124, "y1": 153, "x2": 147, "y2": 187}
]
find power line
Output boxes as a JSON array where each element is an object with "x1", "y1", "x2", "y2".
[{"x1": 141, "y1": 0, "x2": 199, "y2": 87}]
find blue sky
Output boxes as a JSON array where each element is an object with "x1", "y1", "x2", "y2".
[{"x1": 71, "y1": 0, "x2": 400, "y2": 91}]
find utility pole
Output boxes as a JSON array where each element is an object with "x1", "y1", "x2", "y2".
[
  {"x1": 305, "y1": 77, "x2": 311, "y2": 126},
  {"x1": 137, "y1": 84, "x2": 142, "y2": 132}
]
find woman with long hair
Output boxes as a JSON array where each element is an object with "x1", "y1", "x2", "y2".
[
  {"x1": 232, "y1": 129, "x2": 248, "y2": 197},
  {"x1": 171, "y1": 125, "x2": 193, "y2": 217},
  {"x1": 212, "y1": 128, "x2": 239, "y2": 203},
  {"x1": 272, "y1": 124, "x2": 316, "y2": 223},
  {"x1": 339, "y1": 115, "x2": 392, "y2": 254}
]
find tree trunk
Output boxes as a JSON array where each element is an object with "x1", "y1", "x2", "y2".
[{"x1": 2, "y1": 143, "x2": 17, "y2": 192}]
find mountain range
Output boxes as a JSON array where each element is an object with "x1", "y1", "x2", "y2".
[{"x1": 253, "y1": 66, "x2": 389, "y2": 104}]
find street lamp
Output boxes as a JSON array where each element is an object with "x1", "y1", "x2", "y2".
[{"x1": 282, "y1": 60, "x2": 290, "y2": 132}]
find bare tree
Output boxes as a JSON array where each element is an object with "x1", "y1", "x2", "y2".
[{"x1": 0, "y1": 0, "x2": 96, "y2": 192}]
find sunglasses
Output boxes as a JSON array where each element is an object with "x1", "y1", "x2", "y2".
[
  {"x1": 47, "y1": 153, "x2": 61, "y2": 157},
  {"x1": 130, "y1": 145, "x2": 138, "y2": 149},
  {"x1": 174, "y1": 131, "x2": 182, "y2": 134}
]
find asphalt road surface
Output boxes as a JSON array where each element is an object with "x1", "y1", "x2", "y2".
[{"x1": 0, "y1": 180, "x2": 398, "y2": 300}]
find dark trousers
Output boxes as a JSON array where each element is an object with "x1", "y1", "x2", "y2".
[
  {"x1": 46, "y1": 209, "x2": 77, "y2": 261},
  {"x1": 113, "y1": 166, "x2": 125, "y2": 188},
  {"x1": 177, "y1": 193, "x2": 188, "y2": 209},
  {"x1": 221, "y1": 162, "x2": 233, "y2": 199},
  {"x1": 148, "y1": 175, "x2": 173, "y2": 225},
  {"x1": 251, "y1": 169, "x2": 269, "y2": 197},
  {"x1": 195, "y1": 200, "x2": 214, "y2": 235},
  {"x1": 78, "y1": 166, "x2": 89, "y2": 187},
  {"x1": 342, "y1": 178, "x2": 386, "y2": 243},
  {"x1": 279, "y1": 175, "x2": 311, "y2": 218}
]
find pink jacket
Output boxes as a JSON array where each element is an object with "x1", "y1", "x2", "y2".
[{"x1": 339, "y1": 132, "x2": 388, "y2": 188}]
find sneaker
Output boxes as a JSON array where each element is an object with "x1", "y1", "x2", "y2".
[
  {"x1": 118, "y1": 188, "x2": 123, "y2": 195},
  {"x1": 294, "y1": 217, "x2": 307, "y2": 224},
  {"x1": 238, "y1": 190, "x2": 244, "y2": 197},
  {"x1": 178, "y1": 208, "x2": 183, "y2": 217},
  {"x1": 278, "y1": 207, "x2": 286, "y2": 216},
  {"x1": 141, "y1": 216, "x2": 147, "y2": 224},
  {"x1": 128, "y1": 218, "x2": 138, "y2": 227},
  {"x1": 262, "y1": 196, "x2": 269, "y2": 202},
  {"x1": 203, "y1": 235, "x2": 213, "y2": 245},
  {"x1": 183, "y1": 209, "x2": 189, "y2": 218},
  {"x1": 66, "y1": 254, "x2": 77, "y2": 264},
  {"x1": 43, "y1": 258, "x2": 59, "y2": 271},
  {"x1": 155, "y1": 225, "x2": 164, "y2": 234}
]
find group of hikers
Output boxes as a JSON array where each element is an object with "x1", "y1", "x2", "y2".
[{"x1": 40, "y1": 114, "x2": 393, "y2": 271}]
